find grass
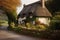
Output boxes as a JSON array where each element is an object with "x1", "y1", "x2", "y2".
[
  {"x1": 12, "y1": 26, "x2": 60, "y2": 39},
  {"x1": 0, "y1": 20, "x2": 8, "y2": 26},
  {"x1": 10, "y1": 24, "x2": 50, "y2": 38},
  {"x1": 8, "y1": 23, "x2": 60, "y2": 39}
]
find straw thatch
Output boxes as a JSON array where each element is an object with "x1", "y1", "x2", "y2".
[{"x1": 18, "y1": 1, "x2": 52, "y2": 18}]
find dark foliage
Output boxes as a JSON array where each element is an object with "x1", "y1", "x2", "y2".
[{"x1": 46, "y1": 0, "x2": 60, "y2": 15}]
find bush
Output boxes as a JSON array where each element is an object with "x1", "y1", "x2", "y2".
[{"x1": 50, "y1": 15, "x2": 60, "y2": 30}]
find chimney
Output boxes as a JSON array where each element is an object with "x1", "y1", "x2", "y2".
[{"x1": 41, "y1": 0, "x2": 45, "y2": 8}]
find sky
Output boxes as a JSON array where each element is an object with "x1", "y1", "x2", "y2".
[{"x1": 17, "y1": 0, "x2": 39, "y2": 15}]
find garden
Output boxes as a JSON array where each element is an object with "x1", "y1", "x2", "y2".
[{"x1": 8, "y1": 12, "x2": 60, "y2": 39}]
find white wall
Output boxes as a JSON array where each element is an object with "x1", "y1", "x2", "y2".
[{"x1": 38, "y1": 18, "x2": 50, "y2": 25}]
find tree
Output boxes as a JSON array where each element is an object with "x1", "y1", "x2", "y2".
[
  {"x1": 45, "y1": 0, "x2": 60, "y2": 30},
  {"x1": 46, "y1": 0, "x2": 60, "y2": 15},
  {"x1": 0, "y1": 0, "x2": 21, "y2": 29}
]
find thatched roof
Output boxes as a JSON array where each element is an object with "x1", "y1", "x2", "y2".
[
  {"x1": 35, "y1": 6, "x2": 52, "y2": 17},
  {"x1": 18, "y1": 1, "x2": 52, "y2": 18}
]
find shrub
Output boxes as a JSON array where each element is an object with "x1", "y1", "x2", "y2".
[
  {"x1": 25, "y1": 23, "x2": 31, "y2": 28},
  {"x1": 50, "y1": 15, "x2": 60, "y2": 30}
]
